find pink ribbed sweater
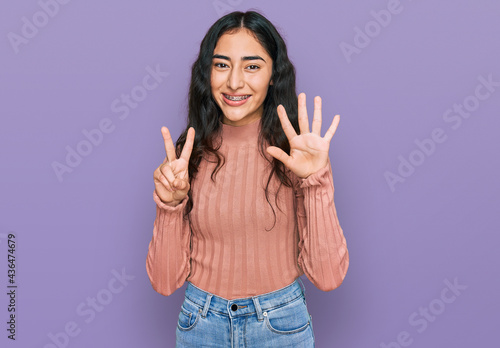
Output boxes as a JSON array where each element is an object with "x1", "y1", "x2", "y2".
[{"x1": 146, "y1": 118, "x2": 349, "y2": 300}]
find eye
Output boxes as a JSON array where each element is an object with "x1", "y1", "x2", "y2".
[
  {"x1": 214, "y1": 62, "x2": 228, "y2": 68},
  {"x1": 247, "y1": 65, "x2": 260, "y2": 70}
]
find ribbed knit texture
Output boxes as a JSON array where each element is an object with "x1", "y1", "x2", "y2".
[{"x1": 146, "y1": 118, "x2": 349, "y2": 300}]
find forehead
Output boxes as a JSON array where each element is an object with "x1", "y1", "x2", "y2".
[{"x1": 214, "y1": 29, "x2": 270, "y2": 59}]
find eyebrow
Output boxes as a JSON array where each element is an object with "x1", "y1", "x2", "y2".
[{"x1": 212, "y1": 54, "x2": 266, "y2": 63}]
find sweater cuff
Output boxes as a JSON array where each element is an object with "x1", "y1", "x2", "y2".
[
  {"x1": 153, "y1": 190, "x2": 189, "y2": 212},
  {"x1": 299, "y1": 158, "x2": 332, "y2": 188}
]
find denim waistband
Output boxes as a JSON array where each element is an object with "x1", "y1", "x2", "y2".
[{"x1": 184, "y1": 277, "x2": 306, "y2": 321}]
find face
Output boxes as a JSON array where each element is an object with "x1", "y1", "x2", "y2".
[{"x1": 211, "y1": 28, "x2": 273, "y2": 126}]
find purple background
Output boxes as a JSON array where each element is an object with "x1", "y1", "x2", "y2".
[{"x1": 1, "y1": 0, "x2": 499, "y2": 347}]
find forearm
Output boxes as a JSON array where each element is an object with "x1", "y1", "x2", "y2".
[
  {"x1": 146, "y1": 191, "x2": 191, "y2": 296},
  {"x1": 296, "y1": 159, "x2": 349, "y2": 291}
]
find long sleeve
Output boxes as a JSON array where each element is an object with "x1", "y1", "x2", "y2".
[
  {"x1": 146, "y1": 190, "x2": 191, "y2": 296},
  {"x1": 294, "y1": 157, "x2": 349, "y2": 291}
]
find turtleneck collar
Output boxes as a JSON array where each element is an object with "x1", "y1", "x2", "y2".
[{"x1": 219, "y1": 118, "x2": 261, "y2": 146}]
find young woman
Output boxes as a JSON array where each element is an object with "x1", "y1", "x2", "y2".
[{"x1": 146, "y1": 10, "x2": 349, "y2": 347}]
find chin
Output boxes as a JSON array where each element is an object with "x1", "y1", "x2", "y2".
[{"x1": 222, "y1": 110, "x2": 248, "y2": 121}]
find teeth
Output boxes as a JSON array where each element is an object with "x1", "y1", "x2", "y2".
[{"x1": 225, "y1": 94, "x2": 250, "y2": 101}]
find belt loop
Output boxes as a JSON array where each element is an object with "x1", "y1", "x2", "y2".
[
  {"x1": 201, "y1": 293, "x2": 212, "y2": 318},
  {"x1": 298, "y1": 277, "x2": 306, "y2": 297},
  {"x1": 252, "y1": 296, "x2": 264, "y2": 321}
]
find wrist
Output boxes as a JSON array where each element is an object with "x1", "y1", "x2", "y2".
[{"x1": 163, "y1": 199, "x2": 181, "y2": 207}]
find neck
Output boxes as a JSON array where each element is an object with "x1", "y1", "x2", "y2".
[{"x1": 219, "y1": 118, "x2": 261, "y2": 146}]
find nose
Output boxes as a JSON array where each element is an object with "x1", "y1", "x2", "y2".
[{"x1": 226, "y1": 66, "x2": 245, "y2": 90}]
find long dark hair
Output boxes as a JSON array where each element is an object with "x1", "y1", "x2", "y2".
[{"x1": 175, "y1": 10, "x2": 299, "y2": 231}]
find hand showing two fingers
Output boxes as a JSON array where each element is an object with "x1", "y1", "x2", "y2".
[{"x1": 153, "y1": 126, "x2": 195, "y2": 206}]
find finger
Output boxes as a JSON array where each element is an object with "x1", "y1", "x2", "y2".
[
  {"x1": 179, "y1": 127, "x2": 195, "y2": 162},
  {"x1": 160, "y1": 175, "x2": 174, "y2": 192},
  {"x1": 155, "y1": 169, "x2": 174, "y2": 192},
  {"x1": 277, "y1": 104, "x2": 297, "y2": 141},
  {"x1": 161, "y1": 127, "x2": 177, "y2": 163},
  {"x1": 323, "y1": 115, "x2": 340, "y2": 143},
  {"x1": 173, "y1": 178, "x2": 189, "y2": 191},
  {"x1": 298, "y1": 93, "x2": 310, "y2": 134},
  {"x1": 178, "y1": 168, "x2": 189, "y2": 181},
  {"x1": 311, "y1": 96, "x2": 322, "y2": 135},
  {"x1": 266, "y1": 146, "x2": 291, "y2": 168},
  {"x1": 172, "y1": 181, "x2": 190, "y2": 200},
  {"x1": 160, "y1": 163, "x2": 176, "y2": 183}
]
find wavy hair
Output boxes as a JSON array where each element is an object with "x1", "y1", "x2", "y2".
[{"x1": 174, "y1": 10, "x2": 300, "y2": 231}]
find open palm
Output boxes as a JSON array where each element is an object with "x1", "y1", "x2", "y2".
[{"x1": 266, "y1": 93, "x2": 340, "y2": 179}]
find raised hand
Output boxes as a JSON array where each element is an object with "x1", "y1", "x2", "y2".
[
  {"x1": 266, "y1": 93, "x2": 339, "y2": 179},
  {"x1": 153, "y1": 126, "x2": 195, "y2": 206}
]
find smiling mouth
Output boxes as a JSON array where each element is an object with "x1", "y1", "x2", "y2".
[{"x1": 223, "y1": 94, "x2": 251, "y2": 101}]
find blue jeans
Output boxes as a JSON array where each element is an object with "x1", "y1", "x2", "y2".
[{"x1": 175, "y1": 277, "x2": 315, "y2": 347}]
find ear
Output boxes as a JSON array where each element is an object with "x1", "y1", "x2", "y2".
[{"x1": 270, "y1": 79, "x2": 274, "y2": 86}]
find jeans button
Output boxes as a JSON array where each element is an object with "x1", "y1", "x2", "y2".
[{"x1": 231, "y1": 304, "x2": 238, "y2": 311}]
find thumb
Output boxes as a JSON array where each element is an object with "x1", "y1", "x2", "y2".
[
  {"x1": 266, "y1": 146, "x2": 288, "y2": 166},
  {"x1": 173, "y1": 178, "x2": 188, "y2": 191}
]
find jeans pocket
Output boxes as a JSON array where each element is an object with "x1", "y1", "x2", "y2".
[
  {"x1": 177, "y1": 297, "x2": 202, "y2": 331},
  {"x1": 263, "y1": 296, "x2": 310, "y2": 335}
]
